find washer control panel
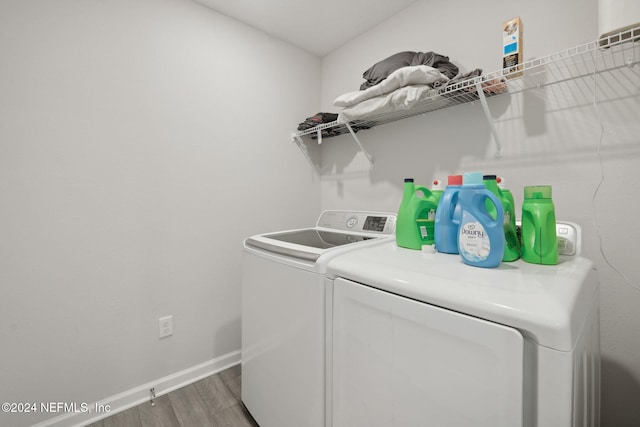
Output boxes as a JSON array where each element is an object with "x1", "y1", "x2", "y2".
[{"x1": 317, "y1": 211, "x2": 396, "y2": 235}]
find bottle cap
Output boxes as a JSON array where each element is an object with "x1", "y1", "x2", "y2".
[
  {"x1": 497, "y1": 176, "x2": 506, "y2": 188},
  {"x1": 404, "y1": 178, "x2": 414, "y2": 183},
  {"x1": 463, "y1": 172, "x2": 483, "y2": 185},
  {"x1": 431, "y1": 179, "x2": 444, "y2": 190},
  {"x1": 483, "y1": 174, "x2": 497, "y2": 180},
  {"x1": 448, "y1": 175, "x2": 463, "y2": 186},
  {"x1": 524, "y1": 185, "x2": 552, "y2": 199}
]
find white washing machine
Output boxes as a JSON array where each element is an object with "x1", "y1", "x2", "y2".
[
  {"x1": 325, "y1": 222, "x2": 600, "y2": 427},
  {"x1": 241, "y1": 210, "x2": 396, "y2": 427}
]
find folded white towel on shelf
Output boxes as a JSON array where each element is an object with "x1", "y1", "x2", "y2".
[
  {"x1": 337, "y1": 84, "x2": 440, "y2": 124},
  {"x1": 334, "y1": 65, "x2": 449, "y2": 108}
]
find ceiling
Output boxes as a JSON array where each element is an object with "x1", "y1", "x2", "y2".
[{"x1": 192, "y1": 0, "x2": 418, "y2": 56}]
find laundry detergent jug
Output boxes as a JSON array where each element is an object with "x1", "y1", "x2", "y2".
[
  {"x1": 521, "y1": 185, "x2": 558, "y2": 265},
  {"x1": 396, "y1": 178, "x2": 440, "y2": 249},
  {"x1": 457, "y1": 172, "x2": 505, "y2": 268},
  {"x1": 483, "y1": 175, "x2": 520, "y2": 262}
]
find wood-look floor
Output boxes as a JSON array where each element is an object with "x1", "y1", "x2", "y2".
[{"x1": 86, "y1": 364, "x2": 258, "y2": 427}]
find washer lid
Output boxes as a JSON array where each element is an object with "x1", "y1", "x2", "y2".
[
  {"x1": 327, "y1": 241, "x2": 599, "y2": 351},
  {"x1": 245, "y1": 210, "x2": 397, "y2": 263},
  {"x1": 246, "y1": 229, "x2": 376, "y2": 261}
]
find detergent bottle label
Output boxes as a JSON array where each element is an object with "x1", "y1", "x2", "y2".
[{"x1": 459, "y1": 221, "x2": 491, "y2": 261}]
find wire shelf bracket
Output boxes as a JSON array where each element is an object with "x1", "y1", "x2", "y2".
[
  {"x1": 345, "y1": 122, "x2": 374, "y2": 166},
  {"x1": 475, "y1": 81, "x2": 503, "y2": 157},
  {"x1": 292, "y1": 132, "x2": 321, "y2": 176}
]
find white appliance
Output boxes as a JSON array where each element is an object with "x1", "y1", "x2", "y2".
[
  {"x1": 599, "y1": 0, "x2": 640, "y2": 36},
  {"x1": 326, "y1": 222, "x2": 600, "y2": 427},
  {"x1": 241, "y1": 210, "x2": 396, "y2": 427}
]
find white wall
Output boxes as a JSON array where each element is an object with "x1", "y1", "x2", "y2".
[
  {"x1": 319, "y1": 1, "x2": 640, "y2": 426},
  {"x1": 0, "y1": 0, "x2": 320, "y2": 425}
]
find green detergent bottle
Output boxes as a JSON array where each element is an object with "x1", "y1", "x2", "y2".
[
  {"x1": 521, "y1": 185, "x2": 558, "y2": 265},
  {"x1": 497, "y1": 177, "x2": 516, "y2": 214},
  {"x1": 483, "y1": 175, "x2": 520, "y2": 262},
  {"x1": 396, "y1": 178, "x2": 440, "y2": 249},
  {"x1": 483, "y1": 175, "x2": 502, "y2": 220},
  {"x1": 497, "y1": 176, "x2": 521, "y2": 261}
]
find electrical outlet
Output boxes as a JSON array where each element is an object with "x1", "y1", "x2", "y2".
[{"x1": 158, "y1": 316, "x2": 173, "y2": 338}]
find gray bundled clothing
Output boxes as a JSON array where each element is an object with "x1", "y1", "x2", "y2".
[{"x1": 360, "y1": 51, "x2": 459, "y2": 90}]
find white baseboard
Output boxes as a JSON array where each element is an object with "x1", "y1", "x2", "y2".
[{"x1": 32, "y1": 350, "x2": 241, "y2": 427}]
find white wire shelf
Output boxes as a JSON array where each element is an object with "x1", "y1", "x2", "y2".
[{"x1": 293, "y1": 25, "x2": 639, "y2": 142}]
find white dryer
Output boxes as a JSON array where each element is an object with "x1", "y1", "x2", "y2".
[
  {"x1": 241, "y1": 210, "x2": 396, "y2": 427},
  {"x1": 325, "y1": 222, "x2": 600, "y2": 427}
]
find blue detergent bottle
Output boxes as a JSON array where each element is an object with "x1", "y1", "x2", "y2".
[
  {"x1": 434, "y1": 175, "x2": 463, "y2": 254},
  {"x1": 457, "y1": 172, "x2": 505, "y2": 268}
]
